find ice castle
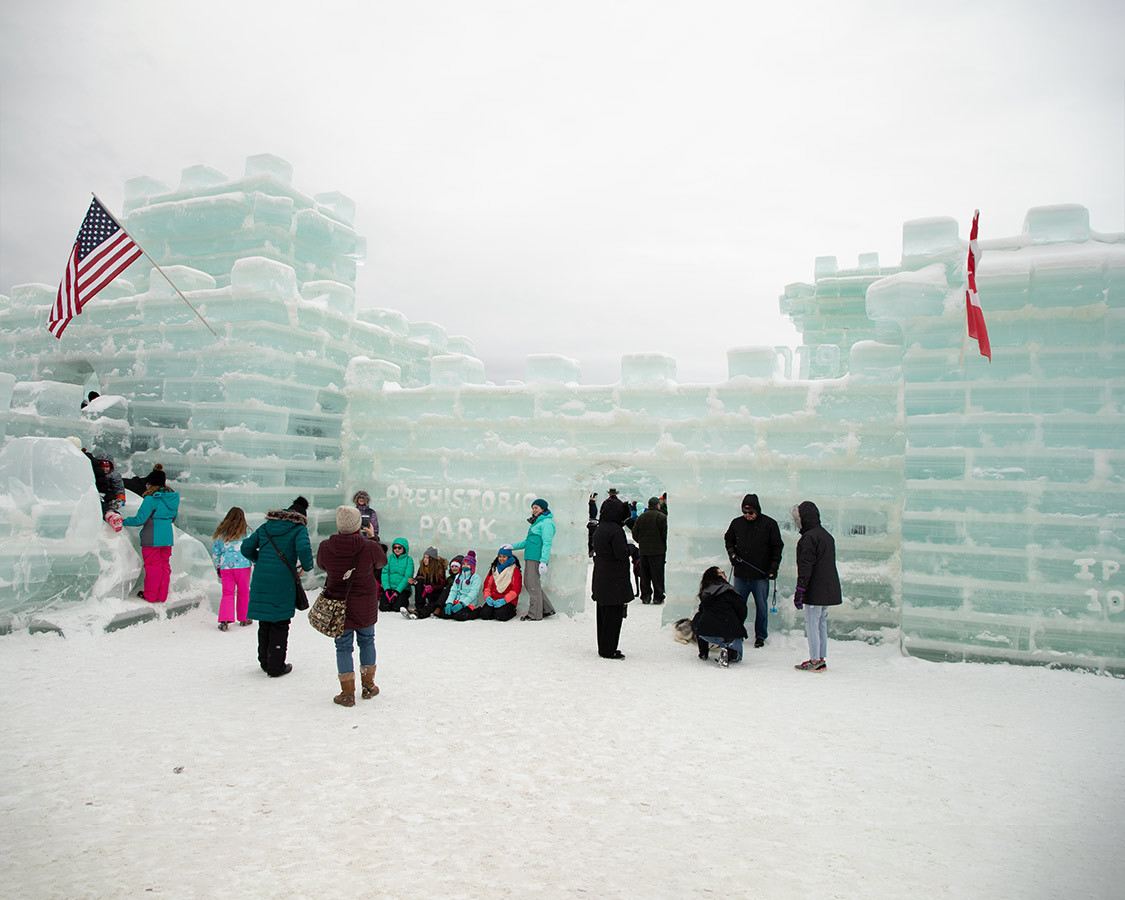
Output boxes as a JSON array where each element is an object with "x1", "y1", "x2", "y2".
[{"x1": 1, "y1": 154, "x2": 1122, "y2": 672}]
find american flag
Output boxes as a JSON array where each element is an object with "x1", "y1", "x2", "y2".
[
  {"x1": 965, "y1": 209, "x2": 991, "y2": 361},
  {"x1": 46, "y1": 197, "x2": 143, "y2": 338}
]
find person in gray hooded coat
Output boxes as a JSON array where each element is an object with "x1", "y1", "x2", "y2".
[{"x1": 792, "y1": 500, "x2": 842, "y2": 672}]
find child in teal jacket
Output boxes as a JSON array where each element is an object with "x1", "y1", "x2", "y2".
[
  {"x1": 444, "y1": 550, "x2": 483, "y2": 620},
  {"x1": 380, "y1": 537, "x2": 416, "y2": 612},
  {"x1": 122, "y1": 464, "x2": 180, "y2": 603}
]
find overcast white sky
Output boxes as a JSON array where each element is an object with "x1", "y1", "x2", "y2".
[{"x1": 2, "y1": 0, "x2": 1123, "y2": 383}]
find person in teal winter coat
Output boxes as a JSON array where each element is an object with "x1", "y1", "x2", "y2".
[
  {"x1": 122, "y1": 464, "x2": 180, "y2": 603},
  {"x1": 443, "y1": 550, "x2": 483, "y2": 620},
  {"x1": 240, "y1": 497, "x2": 314, "y2": 678},
  {"x1": 380, "y1": 537, "x2": 416, "y2": 612},
  {"x1": 513, "y1": 498, "x2": 556, "y2": 620}
]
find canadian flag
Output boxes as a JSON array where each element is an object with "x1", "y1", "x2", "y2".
[{"x1": 965, "y1": 209, "x2": 991, "y2": 361}]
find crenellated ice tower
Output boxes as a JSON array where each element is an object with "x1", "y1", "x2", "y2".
[
  {"x1": 0, "y1": 154, "x2": 479, "y2": 549},
  {"x1": 0, "y1": 155, "x2": 1122, "y2": 670}
]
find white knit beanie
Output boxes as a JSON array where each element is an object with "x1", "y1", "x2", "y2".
[{"x1": 336, "y1": 505, "x2": 361, "y2": 534}]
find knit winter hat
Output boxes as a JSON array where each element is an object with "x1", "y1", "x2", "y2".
[
  {"x1": 336, "y1": 505, "x2": 361, "y2": 534},
  {"x1": 289, "y1": 496, "x2": 310, "y2": 515},
  {"x1": 463, "y1": 550, "x2": 477, "y2": 571},
  {"x1": 497, "y1": 544, "x2": 514, "y2": 558},
  {"x1": 145, "y1": 464, "x2": 167, "y2": 487},
  {"x1": 532, "y1": 498, "x2": 549, "y2": 511},
  {"x1": 424, "y1": 546, "x2": 439, "y2": 559}
]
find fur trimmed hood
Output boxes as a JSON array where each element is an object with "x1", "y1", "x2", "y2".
[{"x1": 267, "y1": 508, "x2": 308, "y2": 526}]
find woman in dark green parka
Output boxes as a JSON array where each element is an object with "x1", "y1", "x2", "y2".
[{"x1": 241, "y1": 498, "x2": 314, "y2": 677}]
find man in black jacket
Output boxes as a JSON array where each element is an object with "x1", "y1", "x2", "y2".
[
  {"x1": 723, "y1": 493, "x2": 784, "y2": 647},
  {"x1": 631, "y1": 497, "x2": 668, "y2": 604}
]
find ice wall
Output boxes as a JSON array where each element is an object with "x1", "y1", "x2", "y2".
[
  {"x1": 865, "y1": 207, "x2": 1125, "y2": 668},
  {"x1": 341, "y1": 351, "x2": 903, "y2": 630}
]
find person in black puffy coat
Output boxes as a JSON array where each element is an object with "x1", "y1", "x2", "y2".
[
  {"x1": 792, "y1": 500, "x2": 842, "y2": 673},
  {"x1": 591, "y1": 495, "x2": 633, "y2": 659},
  {"x1": 692, "y1": 566, "x2": 748, "y2": 667}
]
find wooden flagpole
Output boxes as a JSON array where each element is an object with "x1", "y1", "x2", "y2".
[{"x1": 92, "y1": 193, "x2": 219, "y2": 338}]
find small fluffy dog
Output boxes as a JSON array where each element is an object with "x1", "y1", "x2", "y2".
[{"x1": 672, "y1": 617, "x2": 695, "y2": 644}]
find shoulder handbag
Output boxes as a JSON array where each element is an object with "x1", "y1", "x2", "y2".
[
  {"x1": 308, "y1": 565, "x2": 356, "y2": 638},
  {"x1": 264, "y1": 528, "x2": 309, "y2": 611}
]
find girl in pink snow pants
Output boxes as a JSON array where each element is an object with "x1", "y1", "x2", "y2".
[
  {"x1": 212, "y1": 507, "x2": 254, "y2": 631},
  {"x1": 122, "y1": 465, "x2": 180, "y2": 604}
]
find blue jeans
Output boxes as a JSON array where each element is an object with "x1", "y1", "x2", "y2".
[
  {"x1": 335, "y1": 625, "x2": 376, "y2": 674},
  {"x1": 733, "y1": 576, "x2": 770, "y2": 641},
  {"x1": 804, "y1": 606, "x2": 829, "y2": 659},
  {"x1": 698, "y1": 635, "x2": 744, "y2": 662}
]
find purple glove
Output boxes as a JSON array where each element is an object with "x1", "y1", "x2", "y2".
[{"x1": 793, "y1": 586, "x2": 805, "y2": 610}]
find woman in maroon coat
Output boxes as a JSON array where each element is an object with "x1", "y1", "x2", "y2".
[{"x1": 317, "y1": 506, "x2": 387, "y2": 706}]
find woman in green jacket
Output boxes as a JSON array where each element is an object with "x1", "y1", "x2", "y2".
[
  {"x1": 513, "y1": 498, "x2": 556, "y2": 621},
  {"x1": 240, "y1": 497, "x2": 314, "y2": 678}
]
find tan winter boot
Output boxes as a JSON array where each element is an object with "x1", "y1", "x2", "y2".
[
  {"x1": 333, "y1": 672, "x2": 356, "y2": 707},
  {"x1": 360, "y1": 665, "x2": 379, "y2": 699}
]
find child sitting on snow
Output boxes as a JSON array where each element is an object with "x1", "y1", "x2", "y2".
[
  {"x1": 380, "y1": 537, "x2": 415, "y2": 612},
  {"x1": 443, "y1": 551, "x2": 483, "y2": 620},
  {"x1": 478, "y1": 545, "x2": 522, "y2": 621},
  {"x1": 433, "y1": 556, "x2": 464, "y2": 619},
  {"x1": 402, "y1": 546, "x2": 448, "y2": 619}
]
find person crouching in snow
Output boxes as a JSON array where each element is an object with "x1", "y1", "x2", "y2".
[
  {"x1": 380, "y1": 537, "x2": 415, "y2": 612},
  {"x1": 122, "y1": 464, "x2": 180, "y2": 603},
  {"x1": 443, "y1": 550, "x2": 482, "y2": 620},
  {"x1": 478, "y1": 545, "x2": 522, "y2": 621},
  {"x1": 318, "y1": 506, "x2": 387, "y2": 706},
  {"x1": 792, "y1": 500, "x2": 842, "y2": 673},
  {"x1": 211, "y1": 506, "x2": 254, "y2": 630},
  {"x1": 404, "y1": 546, "x2": 447, "y2": 619},
  {"x1": 692, "y1": 566, "x2": 748, "y2": 667}
]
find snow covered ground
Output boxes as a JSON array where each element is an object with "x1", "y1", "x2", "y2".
[{"x1": 1, "y1": 603, "x2": 1122, "y2": 899}]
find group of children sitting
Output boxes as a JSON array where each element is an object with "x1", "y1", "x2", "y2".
[{"x1": 382, "y1": 540, "x2": 524, "y2": 622}]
